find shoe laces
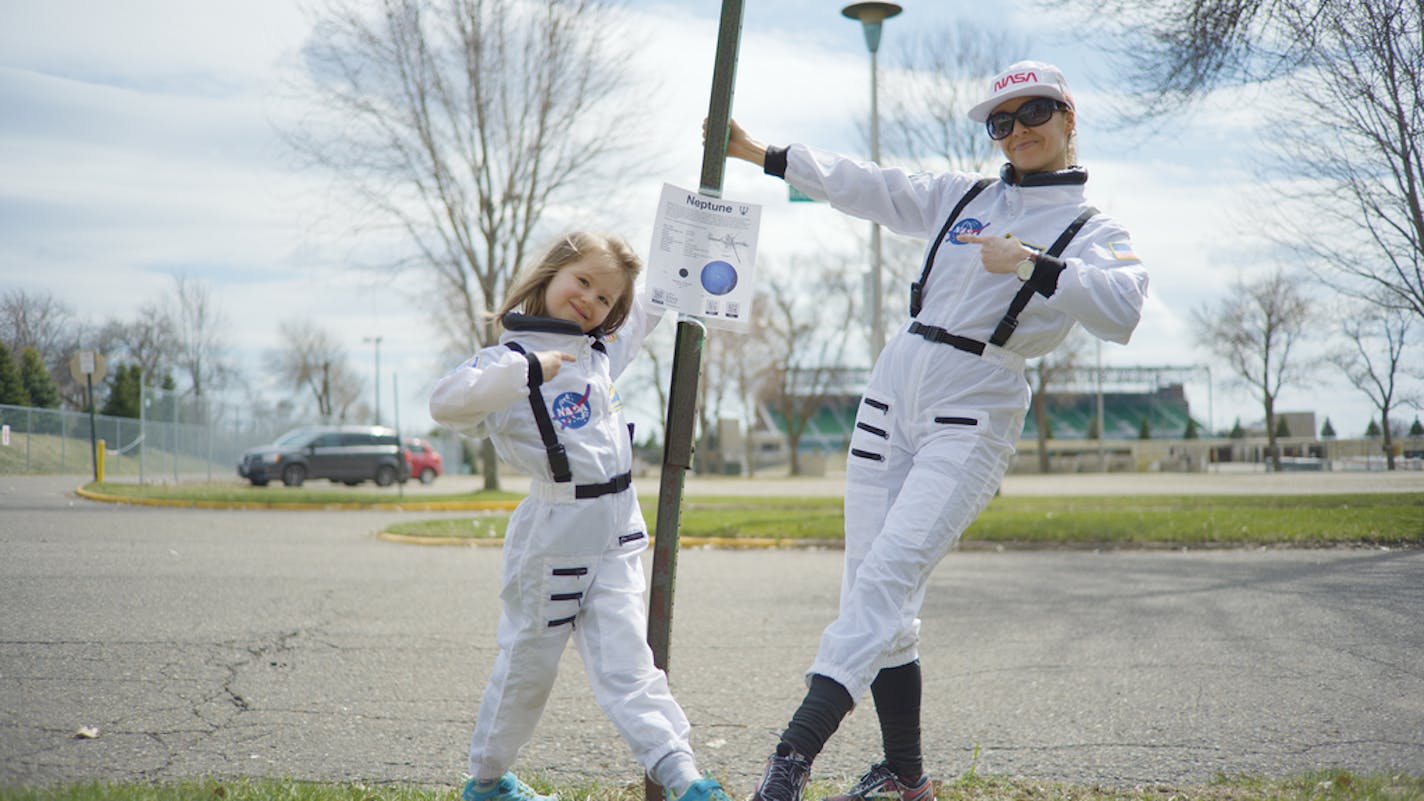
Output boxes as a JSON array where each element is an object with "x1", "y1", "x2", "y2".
[
  {"x1": 846, "y1": 762, "x2": 899, "y2": 798},
  {"x1": 758, "y1": 744, "x2": 810, "y2": 801}
]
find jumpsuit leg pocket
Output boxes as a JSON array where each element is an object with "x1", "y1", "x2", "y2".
[
  {"x1": 921, "y1": 406, "x2": 988, "y2": 468},
  {"x1": 848, "y1": 395, "x2": 893, "y2": 470},
  {"x1": 541, "y1": 559, "x2": 596, "y2": 630}
]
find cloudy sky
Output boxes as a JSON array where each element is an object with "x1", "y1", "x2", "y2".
[{"x1": 0, "y1": 0, "x2": 1396, "y2": 443}]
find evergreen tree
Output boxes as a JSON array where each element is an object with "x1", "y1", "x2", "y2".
[
  {"x1": 0, "y1": 342, "x2": 29, "y2": 406},
  {"x1": 1321, "y1": 418, "x2": 1336, "y2": 438},
  {"x1": 1183, "y1": 417, "x2": 1199, "y2": 439},
  {"x1": 1229, "y1": 418, "x2": 1245, "y2": 438},
  {"x1": 1275, "y1": 417, "x2": 1291, "y2": 437},
  {"x1": 19, "y1": 347, "x2": 60, "y2": 408},
  {"x1": 1410, "y1": 418, "x2": 1423, "y2": 437},
  {"x1": 1138, "y1": 417, "x2": 1151, "y2": 440},
  {"x1": 101, "y1": 364, "x2": 142, "y2": 418},
  {"x1": 1365, "y1": 418, "x2": 1382, "y2": 437}
]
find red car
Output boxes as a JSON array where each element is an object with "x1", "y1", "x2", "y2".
[{"x1": 403, "y1": 437, "x2": 444, "y2": 484}]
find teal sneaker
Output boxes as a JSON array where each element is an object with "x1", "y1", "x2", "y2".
[
  {"x1": 667, "y1": 777, "x2": 735, "y2": 801},
  {"x1": 462, "y1": 773, "x2": 558, "y2": 801}
]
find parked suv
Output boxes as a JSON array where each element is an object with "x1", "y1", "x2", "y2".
[{"x1": 238, "y1": 425, "x2": 410, "y2": 487}]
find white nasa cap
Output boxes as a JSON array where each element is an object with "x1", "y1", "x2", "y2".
[{"x1": 967, "y1": 60, "x2": 1075, "y2": 122}]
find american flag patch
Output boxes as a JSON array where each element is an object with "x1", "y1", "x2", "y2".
[{"x1": 1108, "y1": 241, "x2": 1139, "y2": 261}]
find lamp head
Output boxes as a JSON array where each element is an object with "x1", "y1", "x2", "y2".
[{"x1": 841, "y1": 2, "x2": 902, "y2": 53}]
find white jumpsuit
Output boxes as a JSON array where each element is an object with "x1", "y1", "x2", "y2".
[
  {"x1": 777, "y1": 144, "x2": 1150, "y2": 701},
  {"x1": 429, "y1": 301, "x2": 689, "y2": 780}
]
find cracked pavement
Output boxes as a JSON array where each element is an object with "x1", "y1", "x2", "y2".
[{"x1": 2, "y1": 474, "x2": 1422, "y2": 792}]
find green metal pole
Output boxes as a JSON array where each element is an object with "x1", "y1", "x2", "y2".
[{"x1": 646, "y1": 2, "x2": 743, "y2": 799}]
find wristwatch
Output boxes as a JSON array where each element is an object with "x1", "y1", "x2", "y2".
[{"x1": 1014, "y1": 251, "x2": 1037, "y2": 282}]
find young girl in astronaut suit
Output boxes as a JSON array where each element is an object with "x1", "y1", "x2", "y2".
[
  {"x1": 430, "y1": 232, "x2": 731, "y2": 801},
  {"x1": 719, "y1": 61, "x2": 1150, "y2": 801}
]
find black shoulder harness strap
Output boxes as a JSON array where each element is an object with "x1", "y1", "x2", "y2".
[
  {"x1": 910, "y1": 177, "x2": 994, "y2": 318},
  {"x1": 503, "y1": 342, "x2": 572, "y2": 483},
  {"x1": 987, "y1": 207, "x2": 1098, "y2": 347}
]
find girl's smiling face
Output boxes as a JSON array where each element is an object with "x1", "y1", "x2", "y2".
[{"x1": 543, "y1": 256, "x2": 627, "y2": 332}]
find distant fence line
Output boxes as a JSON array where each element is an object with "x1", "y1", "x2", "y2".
[
  {"x1": 3, "y1": 399, "x2": 1418, "y2": 481},
  {"x1": 0, "y1": 398, "x2": 296, "y2": 481},
  {"x1": 0, "y1": 398, "x2": 470, "y2": 482}
]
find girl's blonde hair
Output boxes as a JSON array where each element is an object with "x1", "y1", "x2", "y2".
[{"x1": 498, "y1": 232, "x2": 642, "y2": 334}]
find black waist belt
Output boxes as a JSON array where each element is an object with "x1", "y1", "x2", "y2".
[
  {"x1": 908, "y1": 322, "x2": 987, "y2": 356},
  {"x1": 575, "y1": 471, "x2": 632, "y2": 499}
]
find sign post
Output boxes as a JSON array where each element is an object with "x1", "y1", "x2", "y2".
[
  {"x1": 645, "y1": 2, "x2": 744, "y2": 800},
  {"x1": 69, "y1": 350, "x2": 107, "y2": 482}
]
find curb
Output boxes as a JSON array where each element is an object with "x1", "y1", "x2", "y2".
[{"x1": 75, "y1": 485, "x2": 522, "y2": 512}]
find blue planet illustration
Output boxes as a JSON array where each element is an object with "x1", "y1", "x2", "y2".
[{"x1": 700, "y1": 260, "x2": 739, "y2": 296}]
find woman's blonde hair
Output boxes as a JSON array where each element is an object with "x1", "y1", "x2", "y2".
[{"x1": 497, "y1": 231, "x2": 642, "y2": 334}]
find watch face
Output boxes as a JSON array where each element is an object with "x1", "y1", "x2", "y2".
[{"x1": 1016, "y1": 258, "x2": 1035, "y2": 280}]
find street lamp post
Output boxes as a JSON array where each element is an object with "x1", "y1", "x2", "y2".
[
  {"x1": 842, "y1": 2, "x2": 902, "y2": 361},
  {"x1": 363, "y1": 335, "x2": 383, "y2": 425}
]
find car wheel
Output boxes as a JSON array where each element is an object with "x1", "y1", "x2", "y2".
[
  {"x1": 419, "y1": 467, "x2": 436, "y2": 485},
  {"x1": 375, "y1": 465, "x2": 396, "y2": 487},
  {"x1": 282, "y1": 464, "x2": 306, "y2": 487}
]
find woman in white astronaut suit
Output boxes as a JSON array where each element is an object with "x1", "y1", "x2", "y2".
[
  {"x1": 430, "y1": 232, "x2": 732, "y2": 801},
  {"x1": 722, "y1": 61, "x2": 1150, "y2": 801}
]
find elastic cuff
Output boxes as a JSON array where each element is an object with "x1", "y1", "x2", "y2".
[
  {"x1": 1031, "y1": 255, "x2": 1066, "y2": 297},
  {"x1": 523, "y1": 353, "x2": 544, "y2": 388},
  {"x1": 764, "y1": 145, "x2": 789, "y2": 178}
]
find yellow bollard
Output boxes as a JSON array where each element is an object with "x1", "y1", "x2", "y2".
[{"x1": 96, "y1": 438, "x2": 106, "y2": 483}]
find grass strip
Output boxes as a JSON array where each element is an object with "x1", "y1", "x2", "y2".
[
  {"x1": 2, "y1": 771, "x2": 1421, "y2": 801},
  {"x1": 381, "y1": 492, "x2": 1424, "y2": 548}
]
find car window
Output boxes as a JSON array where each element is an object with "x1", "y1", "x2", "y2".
[
  {"x1": 275, "y1": 428, "x2": 315, "y2": 448},
  {"x1": 312, "y1": 433, "x2": 345, "y2": 447},
  {"x1": 407, "y1": 442, "x2": 426, "y2": 453}
]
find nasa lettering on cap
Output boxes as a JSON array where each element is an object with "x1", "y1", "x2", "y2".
[{"x1": 967, "y1": 60, "x2": 1074, "y2": 122}]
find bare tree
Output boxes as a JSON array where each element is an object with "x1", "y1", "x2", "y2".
[
  {"x1": 95, "y1": 310, "x2": 176, "y2": 389},
  {"x1": 165, "y1": 275, "x2": 235, "y2": 408},
  {"x1": 1333, "y1": 303, "x2": 1418, "y2": 469},
  {"x1": 755, "y1": 256, "x2": 860, "y2": 476},
  {"x1": 284, "y1": 0, "x2": 648, "y2": 488},
  {"x1": 1192, "y1": 270, "x2": 1314, "y2": 471},
  {"x1": 1264, "y1": 1, "x2": 1424, "y2": 321},
  {"x1": 274, "y1": 320, "x2": 364, "y2": 421},
  {"x1": 0, "y1": 289, "x2": 89, "y2": 408},
  {"x1": 1082, "y1": 0, "x2": 1424, "y2": 318},
  {"x1": 1026, "y1": 329, "x2": 1092, "y2": 473},
  {"x1": 1081, "y1": 0, "x2": 1368, "y2": 110},
  {"x1": 877, "y1": 23, "x2": 1025, "y2": 174}
]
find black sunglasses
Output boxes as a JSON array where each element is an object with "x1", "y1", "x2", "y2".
[{"x1": 986, "y1": 97, "x2": 1069, "y2": 140}]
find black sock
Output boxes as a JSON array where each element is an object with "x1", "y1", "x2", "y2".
[
  {"x1": 779, "y1": 674, "x2": 854, "y2": 762},
  {"x1": 871, "y1": 661, "x2": 923, "y2": 782}
]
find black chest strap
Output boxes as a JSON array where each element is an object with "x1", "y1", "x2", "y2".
[
  {"x1": 503, "y1": 342, "x2": 572, "y2": 483},
  {"x1": 910, "y1": 177, "x2": 994, "y2": 318},
  {"x1": 988, "y1": 207, "x2": 1098, "y2": 347}
]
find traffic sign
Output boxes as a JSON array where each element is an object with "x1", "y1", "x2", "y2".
[{"x1": 68, "y1": 350, "x2": 107, "y2": 385}]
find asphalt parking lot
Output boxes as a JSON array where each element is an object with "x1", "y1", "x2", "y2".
[{"x1": 1, "y1": 472, "x2": 1422, "y2": 793}]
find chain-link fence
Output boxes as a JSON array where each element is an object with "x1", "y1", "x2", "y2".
[
  {"x1": 0, "y1": 385, "x2": 473, "y2": 483},
  {"x1": 0, "y1": 386, "x2": 295, "y2": 481}
]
